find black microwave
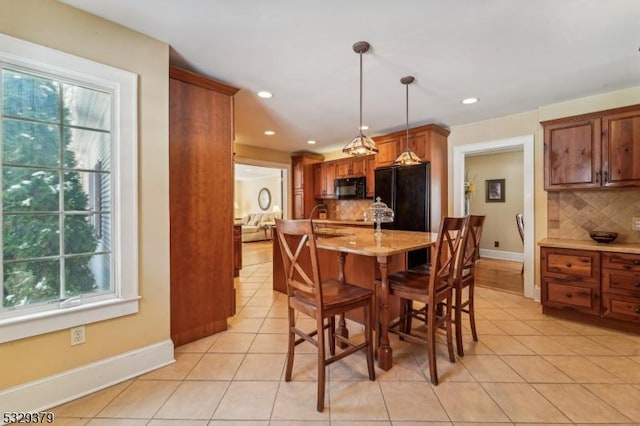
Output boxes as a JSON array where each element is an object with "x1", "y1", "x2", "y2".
[{"x1": 334, "y1": 177, "x2": 366, "y2": 199}]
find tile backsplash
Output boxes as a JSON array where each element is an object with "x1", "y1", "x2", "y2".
[
  {"x1": 547, "y1": 188, "x2": 640, "y2": 243},
  {"x1": 324, "y1": 199, "x2": 372, "y2": 221}
]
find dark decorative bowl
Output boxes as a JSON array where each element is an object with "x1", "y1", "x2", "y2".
[{"x1": 589, "y1": 231, "x2": 618, "y2": 244}]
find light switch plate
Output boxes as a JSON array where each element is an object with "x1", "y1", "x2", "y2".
[{"x1": 633, "y1": 217, "x2": 640, "y2": 231}]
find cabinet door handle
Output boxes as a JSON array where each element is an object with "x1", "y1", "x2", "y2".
[
  {"x1": 566, "y1": 293, "x2": 573, "y2": 298},
  {"x1": 635, "y1": 307, "x2": 640, "y2": 314},
  {"x1": 595, "y1": 171, "x2": 600, "y2": 183},
  {"x1": 603, "y1": 171, "x2": 609, "y2": 183},
  {"x1": 634, "y1": 259, "x2": 640, "y2": 265},
  {"x1": 635, "y1": 282, "x2": 640, "y2": 287},
  {"x1": 565, "y1": 263, "x2": 572, "y2": 268}
]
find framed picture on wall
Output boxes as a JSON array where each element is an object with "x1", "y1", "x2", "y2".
[{"x1": 486, "y1": 179, "x2": 505, "y2": 202}]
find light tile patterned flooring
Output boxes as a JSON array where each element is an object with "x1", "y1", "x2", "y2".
[{"x1": 52, "y1": 261, "x2": 640, "y2": 425}]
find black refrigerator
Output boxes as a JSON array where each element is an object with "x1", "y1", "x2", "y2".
[{"x1": 374, "y1": 162, "x2": 430, "y2": 269}]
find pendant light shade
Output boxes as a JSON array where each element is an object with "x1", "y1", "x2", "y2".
[
  {"x1": 343, "y1": 41, "x2": 378, "y2": 156},
  {"x1": 394, "y1": 75, "x2": 421, "y2": 166}
]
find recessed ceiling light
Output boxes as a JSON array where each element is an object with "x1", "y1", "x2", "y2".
[
  {"x1": 264, "y1": 130, "x2": 275, "y2": 136},
  {"x1": 461, "y1": 97, "x2": 479, "y2": 105},
  {"x1": 359, "y1": 125, "x2": 369, "y2": 130},
  {"x1": 257, "y1": 91, "x2": 273, "y2": 99},
  {"x1": 307, "y1": 140, "x2": 316, "y2": 145}
]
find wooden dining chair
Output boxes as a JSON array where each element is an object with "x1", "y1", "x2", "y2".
[
  {"x1": 453, "y1": 214, "x2": 485, "y2": 356},
  {"x1": 381, "y1": 216, "x2": 469, "y2": 385},
  {"x1": 275, "y1": 218, "x2": 376, "y2": 412}
]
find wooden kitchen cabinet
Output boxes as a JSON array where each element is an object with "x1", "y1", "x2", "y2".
[
  {"x1": 373, "y1": 124, "x2": 448, "y2": 169},
  {"x1": 313, "y1": 162, "x2": 336, "y2": 199},
  {"x1": 366, "y1": 156, "x2": 375, "y2": 198},
  {"x1": 540, "y1": 247, "x2": 601, "y2": 316},
  {"x1": 233, "y1": 224, "x2": 242, "y2": 278},
  {"x1": 169, "y1": 66, "x2": 239, "y2": 346},
  {"x1": 542, "y1": 103, "x2": 640, "y2": 190},
  {"x1": 540, "y1": 243, "x2": 640, "y2": 333},
  {"x1": 292, "y1": 152, "x2": 323, "y2": 218},
  {"x1": 335, "y1": 156, "x2": 366, "y2": 178},
  {"x1": 601, "y1": 252, "x2": 640, "y2": 323}
]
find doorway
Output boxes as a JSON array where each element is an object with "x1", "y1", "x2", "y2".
[{"x1": 452, "y1": 135, "x2": 537, "y2": 300}]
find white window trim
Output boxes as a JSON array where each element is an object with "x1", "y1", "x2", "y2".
[{"x1": 0, "y1": 34, "x2": 138, "y2": 343}]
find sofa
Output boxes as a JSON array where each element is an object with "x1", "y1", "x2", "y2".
[{"x1": 237, "y1": 212, "x2": 278, "y2": 242}]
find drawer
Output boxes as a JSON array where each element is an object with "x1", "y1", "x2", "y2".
[
  {"x1": 602, "y1": 252, "x2": 640, "y2": 272},
  {"x1": 542, "y1": 279, "x2": 600, "y2": 315},
  {"x1": 602, "y1": 293, "x2": 640, "y2": 322},
  {"x1": 602, "y1": 270, "x2": 640, "y2": 295},
  {"x1": 541, "y1": 248, "x2": 599, "y2": 282}
]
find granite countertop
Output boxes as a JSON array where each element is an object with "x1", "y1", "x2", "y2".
[
  {"x1": 313, "y1": 219, "x2": 374, "y2": 227},
  {"x1": 538, "y1": 237, "x2": 640, "y2": 254},
  {"x1": 314, "y1": 226, "x2": 438, "y2": 257}
]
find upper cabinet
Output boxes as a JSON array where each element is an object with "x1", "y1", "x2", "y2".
[
  {"x1": 373, "y1": 124, "x2": 449, "y2": 169},
  {"x1": 313, "y1": 162, "x2": 336, "y2": 199},
  {"x1": 336, "y1": 157, "x2": 366, "y2": 178},
  {"x1": 543, "y1": 104, "x2": 640, "y2": 190}
]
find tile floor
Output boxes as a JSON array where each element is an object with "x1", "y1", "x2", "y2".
[{"x1": 51, "y1": 261, "x2": 640, "y2": 425}]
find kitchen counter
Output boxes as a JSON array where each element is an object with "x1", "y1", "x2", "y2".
[
  {"x1": 313, "y1": 219, "x2": 374, "y2": 227},
  {"x1": 538, "y1": 238, "x2": 640, "y2": 254}
]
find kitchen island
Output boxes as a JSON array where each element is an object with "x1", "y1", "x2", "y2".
[{"x1": 272, "y1": 224, "x2": 438, "y2": 369}]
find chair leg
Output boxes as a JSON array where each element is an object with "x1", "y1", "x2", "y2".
[
  {"x1": 446, "y1": 298, "x2": 455, "y2": 363},
  {"x1": 364, "y1": 300, "x2": 376, "y2": 381},
  {"x1": 426, "y1": 303, "x2": 438, "y2": 385},
  {"x1": 316, "y1": 316, "x2": 326, "y2": 412},
  {"x1": 455, "y1": 289, "x2": 464, "y2": 357},
  {"x1": 285, "y1": 307, "x2": 296, "y2": 382},
  {"x1": 469, "y1": 283, "x2": 478, "y2": 342},
  {"x1": 329, "y1": 316, "x2": 336, "y2": 356}
]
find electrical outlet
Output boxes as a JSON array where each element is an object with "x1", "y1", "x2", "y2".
[
  {"x1": 70, "y1": 326, "x2": 85, "y2": 346},
  {"x1": 633, "y1": 217, "x2": 640, "y2": 231},
  {"x1": 494, "y1": 241, "x2": 499, "y2": 248}
]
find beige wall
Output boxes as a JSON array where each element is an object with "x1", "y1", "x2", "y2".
[
  {"x1": 466, "y1": 151, "x2": 524, "y2": 253},
  {"x1": 0, "y1": 0, "x2": 170, "y2": 388}
]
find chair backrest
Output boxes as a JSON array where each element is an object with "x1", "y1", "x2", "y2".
[
  {"x1": 430, "y1": 216, "x2": 469, "y2": 297},
  {"x1": 275, "y1": 218, "x2": 323, "y2": 302},
  {"x1": 463, "y1": 215, "x2": 486, "y2": 268},
  {"x1": 516, "y1": 213, "x2": 524, "y2": 244}
]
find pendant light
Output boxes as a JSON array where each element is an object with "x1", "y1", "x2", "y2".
[
  {"x1": 394, "y1": 75, "x2": 421, "y2": 166},
  {"x1": 342, "y1": 41, "x2": 379, "y2": 156}
]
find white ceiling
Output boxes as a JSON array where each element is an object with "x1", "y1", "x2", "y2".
[{"x1": 61, "y1": 0, "x2": 640, "y2": 155}]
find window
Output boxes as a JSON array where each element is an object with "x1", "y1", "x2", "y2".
[{"x1": 0, "y1": 34, "x2": 138, "y2": 343}]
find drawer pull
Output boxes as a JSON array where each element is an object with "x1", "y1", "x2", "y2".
[
  {"x1": 634, "y1": 259, "x2": 640, "y2": 266},
  {"x1": 565, "y1": 263, "x2": 572, "y2": 268},
  {"x1": 635, "y1": 282, "x2": 640, "y2": 287},
  {"x1": 566, "y1": 293, "x2": 572, "y2": 298},
  {"x1": 636, "y1": 307, "x2": 640, "y2": 314}
]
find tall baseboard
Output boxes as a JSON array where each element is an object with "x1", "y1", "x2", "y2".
[
  {"x1": 479, "y1": 248, "x2": 524, "y2": 263},
  {"x1": 0, "y1": 339, "x2": 174, "y2": 415}
]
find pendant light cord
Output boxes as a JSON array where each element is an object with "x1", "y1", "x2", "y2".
[
  {"x1": 405, "y1": 82, "x2": 409, "y2": 150},
  {"x1": 359, "y1": 51, "x2": 364, "y2": 137}
]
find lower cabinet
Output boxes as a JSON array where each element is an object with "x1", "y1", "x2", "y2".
[{"x1": 540, "y1": 246, "x2": 640, "y2": 331}]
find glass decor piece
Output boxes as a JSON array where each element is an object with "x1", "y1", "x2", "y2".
[{"x1": 365, "y1": 197, "x2": 394, "y2": 236}]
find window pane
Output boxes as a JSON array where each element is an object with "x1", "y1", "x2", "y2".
[
  {"x1": 64, "y1": 214, "x2": 98, "y2": 254},
  {"x1": 65, "y1": 254, "x2": 105, "y2": 296},
  {"x1": 2, "y1": 118, "x2": 61, "y2": 167},
  {"x1": 3, "y1": 167, "x2": 60, "y2": 212},
  {"x1": 67, "y1": 128, "x2": 111, "y2": 171},
  {"x1": 2, "y1": 69, "x2": 60, "y2": 123},
  {"x1": 63, "y1": 84, "x2": 111, "y2": 131},
  {"x1": 3, "y1": 214, "x2": 60, "y2": 260},
  {"x1": 64, "y1": 170, "x2": 110, "y2": 212},
  {"x1": 3, "y1": 258, "x2": 60, "y2": 308}
]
